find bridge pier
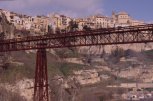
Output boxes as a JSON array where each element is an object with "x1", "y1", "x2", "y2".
[{"x1": 34, "y1": 48, "x2": 49, "y2": 101}]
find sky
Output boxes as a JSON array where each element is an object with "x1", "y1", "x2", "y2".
[{"x1": 0, "y1": 0, "x2": 153, "y2": 22}]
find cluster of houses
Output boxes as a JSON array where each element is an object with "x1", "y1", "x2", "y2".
[
  {"x1": 122, "y1": 88, "x2": 153, "y2": 101},
  {"x1": 0, "y1": 9, "x2": 145, "y2": 34}
]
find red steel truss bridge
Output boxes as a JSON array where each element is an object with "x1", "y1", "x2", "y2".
[{"x1": 0, "y1": 24, "x2": 153, "y2": 101}]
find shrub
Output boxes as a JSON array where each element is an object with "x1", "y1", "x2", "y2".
[{"x1": 109, "y1": 47, "x2": 125, "y2": 64}]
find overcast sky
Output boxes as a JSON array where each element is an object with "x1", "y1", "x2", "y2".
[{"x1": 0, "y1": 0, "x2": 152, "y2": 22}]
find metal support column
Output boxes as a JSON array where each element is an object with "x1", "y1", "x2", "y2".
[{"x1": 34, "y1": 48, "x2": 49, "y2": 101}]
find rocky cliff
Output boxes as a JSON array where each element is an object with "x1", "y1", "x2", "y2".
[
  {"x1": 0, "y1": 12, "x2": 15, "y2": 68},
  {"x1": 79, "y1": 43, "x2": 153, "y2": 55},
  {"x1": 0, "y1": 12, "x2": 15, "y2": 39}
]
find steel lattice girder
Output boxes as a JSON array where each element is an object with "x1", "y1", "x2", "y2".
[
  {"x1": 34, "y1": 48, "x2": 49, "y2": 101},
  {"x1": 0, "y1": 24, "x2": 153, "y2": 52}
]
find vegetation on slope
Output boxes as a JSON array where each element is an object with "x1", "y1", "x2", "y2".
[
  {"x1": 0, "y1": 48, "x2": 84, "y2": 83},
  {"x1": 0, "y1": 87, "x2": 26, "y2": 101}
]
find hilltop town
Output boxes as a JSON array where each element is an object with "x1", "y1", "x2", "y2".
[{"x1": 0, "y1": 9, "x2": 145, "y2": 35}]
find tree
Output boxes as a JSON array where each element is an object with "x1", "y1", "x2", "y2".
[
  {"x1": 109, "y1": 47, "x2": 125, "y2": 64},
  {"x1": 68, "y1": 20, "x2": 78, "y2": 32},
  {"x1": 83, "y1": 25, "x2": 91, "y2": 31},
  {"x1": 48, "y1": 25, "x2": 54, "y2": 34},
  {"x1": 55, "y1": 27, "x2": 61, "y2": 34},
  {"x1": 0, "y1": 32, "x2": 5, "y2": 40},
  {"x1": 111, "y1": 47, "x2": 124, "y2": 58}
]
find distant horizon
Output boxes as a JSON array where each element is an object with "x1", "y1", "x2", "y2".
[
  {"x1": 0, "y1": 8, "x2": 146, "y2": 23},
  {"x1": 0, "y1": 0, "x2": 152, "y2": 22}
]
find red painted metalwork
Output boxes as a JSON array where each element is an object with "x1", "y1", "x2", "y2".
[
  {"x1": 34, "y1": 48, "x2": 49, "y2": 101},
  {"x1": 0, "y1": 24, "x2": 153, "y2": 52},
  {"x1": 0, "y1": 24, "x2": 153, "y2": 101}
]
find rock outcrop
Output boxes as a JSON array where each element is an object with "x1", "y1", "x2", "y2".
[
  {"x1": 0, "y1": 11, "x2": 15, "y2": 39},
  {"x1": 0, "y1": 12, "x2": 16, "y2": 68},
  {"x1": 79, "y1": 43, "x2": 153, "y2": 54}
]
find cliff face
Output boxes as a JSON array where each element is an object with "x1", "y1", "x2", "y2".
[
  {"x1": 0, "y1": 12, "x2": 15, "y2": 68},
  {"x1": 78, "y1": 43, "x2": 153, "y2": 54},
  {"x1": 0, "y1": 12, "x2": 15, "y2": 39}
]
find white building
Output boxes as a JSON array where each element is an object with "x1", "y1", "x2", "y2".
[
  {"x1": 112, "y1": 11, "x2": 131, "y2": 27},
  {"x1": 76, "y1": 18, "x2": 87, "y2": 30},
  {"x1": 48, "y1": 13, "x2": 72, "y2": 32},
  {"x1": 131, "y1": 20, "x2": 145, "y2": 26},
  {"x1": 112, "y1": 11, "x2": 145, "y2": 27},
  {"x1": 93, "y1": 15, "x2": 110, "y2": 28}
]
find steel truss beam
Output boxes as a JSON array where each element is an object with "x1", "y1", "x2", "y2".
[{"x1": 0, "y1": 24, "x2": 153, "y2": 52}]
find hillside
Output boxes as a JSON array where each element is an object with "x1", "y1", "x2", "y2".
[{"x1": 1, "y1": 12, "x2": 153, "y2": 101}]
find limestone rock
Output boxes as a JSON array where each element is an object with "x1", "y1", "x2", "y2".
[{"x1": 0, "y1": 11, "x2": 15, "y2": 39}]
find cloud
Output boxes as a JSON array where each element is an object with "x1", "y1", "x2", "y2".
[{"x1": 0, "y1": 0, "x2": 104, "y2": 17}]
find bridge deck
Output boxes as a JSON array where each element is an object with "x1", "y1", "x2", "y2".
[{"x1": 0, "y1": 24, "x2": 153, "y2": 52}]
